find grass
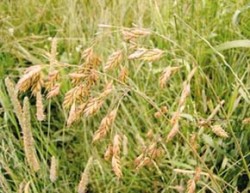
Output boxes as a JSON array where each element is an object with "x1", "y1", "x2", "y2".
[{"x1": 0, "y1": 0, "x2": 250, "y2": 192}]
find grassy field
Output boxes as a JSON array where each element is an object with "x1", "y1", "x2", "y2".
[{"x1": 0, "y1": 0, "x2": 250, "y2": 192}]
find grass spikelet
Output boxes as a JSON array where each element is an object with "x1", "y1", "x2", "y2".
[
  {"x1": 154, "y1": 106, "x2": 168, "y2": 118},
  {"x1": 166, "y1": 121, "x2": 179, "y2": 142},
  {"x1": 50, "y1": 156, "x2": 58, "y2": 183},
  {"x1": 46, "y1": 83, "x2": 60, "y2": 99},
  {"x1": 159, "y1": 66, "x2": 180, "y2": 89},
  {"x1": 63, "y1": 85, "x2": 87, "y2": 109},
  {"x1": 242, "y1": 117, "x2": 250, "y2": 124},
  {"x1": 45, "y1": 70, "x2": 59, "y2": 91},
  {"x1": 104, "y1": 50, "x2": 123, "y2": 71},
  {"x1": 82, "y1": 47, "x2": 94, "y2": 63},
  {"x1": 128, "y1": 48, "x2": 147, "y2": 60},
  {"x1": 211, "y1": 125, "x2": 229, "y2": 138},
  {"x1": 78, "y1": 156, "x2": 93, "y2": 193},
  {"x1": 187, "y1": 179, "x2": 196, "y2": 193},
  {"x1": 5, "y1": 77, "x2": 23, "y2": 122},
  {"x1": 119, "y1": 66, "x2": 128, "y2": 82},
  {"x1": 104, "y1": 144, "x2": 113, "y2": 161},
  {"x1": 122, "y1": 28, "x2": 150, "y2": 41},
  {"x1": 140, "y1": 48, "x2": 164, "y2": 62},
  {"x1": 92, "y1": 109, "x2": 117, "y2": 142},
  {"x1": 17, "y1": 65, "x2": 42, "y2": 94},
  {"x1": 112, "y1": 134, "x2": 122, "y2": 178},
  {"x1": 178, "y1": 82, "x2": 191, "y2": 108},
  {"x1": 135, "y1": 157, "x2": 151, "y2": 171},
  {"x1": 23, "y1": 97, "x2": 40, "y2": 172},
  {"x1": 36, "y1": 91, "x2": 45, "y2": 121},
  {"x1": 67, "y1": 102, "x2": 76, "y2": 126},
  {"x1": 194, "y1": 167, "x2": 201, "y2": 182},
  {"x1": 69, "y1": 73, "x2": 87, "y2": 85},
  {"x1": 84, "y1": 97, "x2": 104, "y2": 117}
]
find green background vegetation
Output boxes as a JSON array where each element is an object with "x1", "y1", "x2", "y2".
[{"x1": 0, "y1": 0, "x2": 249, "y2": 192}]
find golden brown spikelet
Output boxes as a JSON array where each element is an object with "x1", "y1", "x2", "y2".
[
  {"x1": 45, "y1": 70, "x2": 59, "y2": 91},
  {"x1": 67, "y1": 102, "x2": 76, "y2": 126},
  {"x1": 243, "y1": 117, "x2": 250, "y2": 124},
  {"x1": 17, "y1": 65, "x2": 42, "y2": 94},
  {"x1": 104, "y1": 144, "x2": 113, "y2": 161},
  {"x1": 170, "y1": 111, "x2": 181, "y2": 125},
  {"x1": 187, "y1": 179, "x2": 196, "y2": 193},
  {"x1": 84, "y1": 97, "x2": 104, "y2": 117},
  {"x1": 112, "y1": 154, "x2": 122, "y2": 179},
  {"x1": 112, "y1": 134, "x2": 122, "y2": 178},
  {"x1": 50, "y1": 156, "x2": 58, "y2": 183},
  {"x1": 135, "y1": 157, "x2": 151, "y2": 171},
  {"x1": 101, "y1": 81, "x2": 113, "y2": 97},
  {"x1": 113, "y1": 134, "x2": 121, "y2": 155},
  {"x1": 104, "y1": 50, "x2": 123, "y2": 71},
  {"x1": 92, "y1": 109, "x2": 117, "y2": 142},
  {"x1": 23, "y1": 97, "x2": 40, "y2": 172},
  {"x1": 159, "y1": 66, "x2": 180, "y2": 88},
  {"x1": 211, "y1": 125, "x2": 229, "y2": 138},
  {"x1": 128, "y1": 48, "x2": 147, "y2": 60},
  {"x1": 119, "y1": 66, "x2": 128, "y2": 82},
  {"x1": 128, "y1": 48, "x2": 164, "y2": 62},
  {"x1": 82, "y1": 47, "x2": 94, "y2": 63},
  {"x1": 46, "y1": 83, "x2": 60, "y2": 99},
  {"x1": 78, "y1": 156, "x2": 93, "y2": 193},
  {"x1": 5, "y1": 77, "x2": 23, "y2": 122},
  {"x1": 190, "y1": 133, "x2": 198, "y2": 151},
  {"x1": 178, "y1": 82, "x2": 191, "y2": 108},
  {"x1": 122, "y1": 28, "x2": 150, "y2": 41},
  {"x1": 194, "y1": 167, "x2": 201, "y2": 182},
  {"x1": 154, "y1": 105, "x2": 168, "y2": 118},
  {"x1": 63, "y1": 85, "x2": 88, "y2": 109},
  {"x1": 69, "y1": 73, "x2": 87, "y2": 85},
  {"x1": 166, "y1": 121, "x2": 179, "y2": 142},
  {"x1": 140, "y1": 48, "x2": 164, "y2": 62},
  {"x1": 36, "y1": 90, "x2": 45, "y2": 121}
]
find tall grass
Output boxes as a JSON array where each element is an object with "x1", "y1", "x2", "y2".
[{"x1": 0, "y1": 0, "x2": 249, "y2": 192}]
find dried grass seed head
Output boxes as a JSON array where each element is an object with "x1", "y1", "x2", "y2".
[
  {"x1": 211, "y1": 124, "x2": 229, "y2": 138},
  {"x1": 104, "y1": 50, "x2": 123, "y2": 71}
]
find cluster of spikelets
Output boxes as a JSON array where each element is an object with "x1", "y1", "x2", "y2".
[{"x1": 4, "y1": 26, "x2": 235, "y2": 193}]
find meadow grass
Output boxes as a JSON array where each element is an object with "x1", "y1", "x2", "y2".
[{"x1": 0, "y1": 0, "x2": 250, "y2": 192}]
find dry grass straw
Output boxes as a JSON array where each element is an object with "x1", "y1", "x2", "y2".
[{"x1": 78, "y1": 156, "x2": 93, "y2": 193}]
